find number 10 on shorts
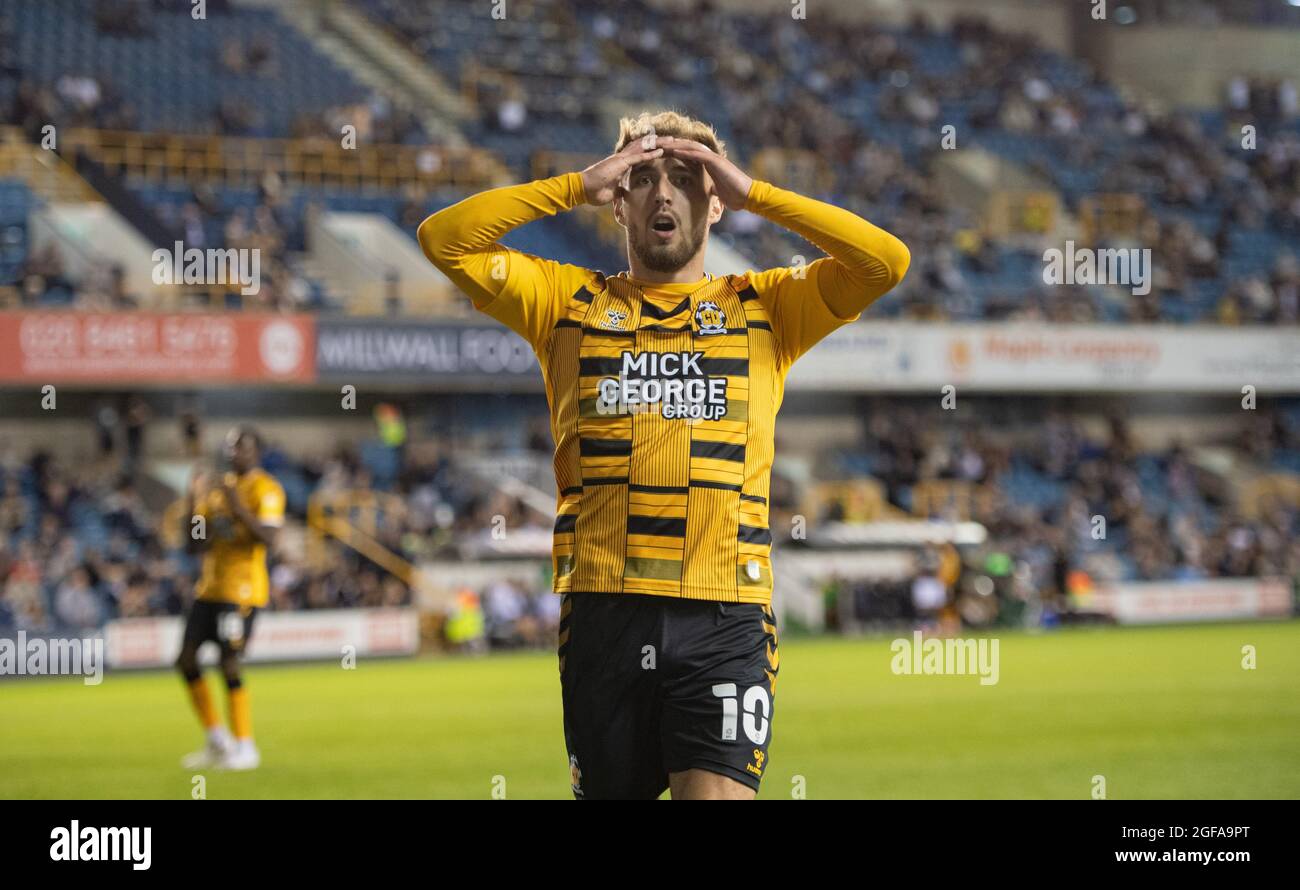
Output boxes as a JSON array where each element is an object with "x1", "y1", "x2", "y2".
[{"x1": 712, "y1": 683, "x2": 771, "y2": 745}]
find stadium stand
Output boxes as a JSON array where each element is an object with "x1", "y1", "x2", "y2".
[
  {"x1": 0, "y1": 0, "x2": 1298, "y2": 648},
  {"x1": 3, "y1": 392, "x2": 1297, "y2": 641},
  {"x1": 0, "y1": 0, "x2": 1295, "y2": 320},
  {"x1": 355, "y1": 0, "x2": 1300, "y2": 324}
]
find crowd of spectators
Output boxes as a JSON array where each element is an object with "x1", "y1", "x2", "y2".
[
  {"x1": 730, "y1": 9, "x2": 1300, "y2": 324},
  {"x1": 155, "y1": 171, "x2": 320, "y2": 312},
  {"x1": 3, "y1": 0, "x2": 423, "y2": 146},
  {"x1": 360, "y1": 1, "x2": 1300, "y2": 325},
  {"x1": 0, "y1": 446, "x2": 185, "y2": 634},
  {"x1": 1126, "y1": 0, "x2": 1300, "y2": 28},
  {"x1": 1, "y1": 2, "x2": 434, "y2": 311},
  {"x1": 0, "y1": 403, "x2": 563, "y2": 644},
  {"x1": 0, "y1": 414, "x2": 428, "y2": 636},
  {"x1": 4, "y1": 172, "x2": 322, "y2": 312},
  {"x1": 4, "y1": 394, "x2": 1297, "y2": 640},
  {"x1": 835, "y1": 399, "x2": 1300, "y2": 598},
  {"x1": 7, "y1": 75, "x2": 140, "y2": 135},
  {"x1": 5, "y1": 2, "x2": 1300, "y2": 322}
]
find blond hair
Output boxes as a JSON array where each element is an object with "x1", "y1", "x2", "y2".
[{"x1": 614, "y1": 110, "x2": 727, "y2": 158}]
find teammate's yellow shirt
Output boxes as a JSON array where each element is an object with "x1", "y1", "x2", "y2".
[
  {"x1": 195, "y1": 468, "x2": 285, "y2": 608},
  {"x1": 420, "y1": 172, "x2": 908, "y2": 604}
]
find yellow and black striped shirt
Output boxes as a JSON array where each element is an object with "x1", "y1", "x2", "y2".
[{"x1": 420, "y1": 173, "x2": 908, "y2": 604}]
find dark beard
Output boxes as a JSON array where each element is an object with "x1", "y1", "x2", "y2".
[{"x1": 629, "y1": 216, "x2": 708, "y2": 273}]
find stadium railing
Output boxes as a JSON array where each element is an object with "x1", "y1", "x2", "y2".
[
  {"x1": 306, "y1": 489, "x2": 425, "y2": 595},
  {"x1": 0, "y1": 129, "x2": 102, "y2": 205},
  {"x1": 60, "y1": 129, "x2": 504, "y2": 192}
]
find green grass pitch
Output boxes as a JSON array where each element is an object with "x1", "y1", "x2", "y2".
[{"x1": 3, "y1": 621, "x2": 1297, "y2": 799}]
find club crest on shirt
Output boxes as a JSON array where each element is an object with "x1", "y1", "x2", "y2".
[
  {"x1": 600, "y1": 308, "x2": 628, "y2": 330},
  {"x1": 694, "y1": 300, "x2": 726, "y2": 335}
]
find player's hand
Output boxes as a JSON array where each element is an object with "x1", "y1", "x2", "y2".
[
  {"x1": 580, "y1": 138, "x2": 665, "y2": 207},
  {"x1": 188, "y1": 469, "x2": 211, "y2": 499},
  {"x1": 216, "y1": 472, "x2": 240, "y2": 505},
  {"x1": 658, "y1": 136, "x2": 754, "y2": 211}
]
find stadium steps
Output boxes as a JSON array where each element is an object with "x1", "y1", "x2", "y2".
[
  {"x1": 267, "y1": 0, "x2": 475, "y2": 151},
  {"x1": 294, "y1": 253, "x2": 351, "y2": 312},
  {"x1": 0, "y1": 131, "x2": 102, "y2": 206},
  {"x1": 305, "y1": 488, "x2": 430, "y2": 598},
  {"x1": 1205, "y1": 445, "x2": 1300, "y2": 521},
  {"x1": 302, "y1": 210, "x2": 465, "y2": 316}
]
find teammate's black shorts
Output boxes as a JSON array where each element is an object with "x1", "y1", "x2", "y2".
[
  {"x1": 181, "y1": 600, "x2": 258, "y2": 658},
  {"x1": 558, "y1": 592, "x2": 780, "y2": 799}
]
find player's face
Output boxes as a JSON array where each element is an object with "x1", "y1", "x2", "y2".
[
  {"x1": 225, "y1": 432, "x2": 258, "y2": 473},
  {"x1": 618, "y1": 155, "x2": 720, "y2": 273}
]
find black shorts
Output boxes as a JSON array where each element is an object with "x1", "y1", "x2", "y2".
[
  {"x1": 181, "y1": 600, "x2": 258, "y2": 658},
  {"x1": 558, "y1": 592, "x2": 780, "y2": 799}
]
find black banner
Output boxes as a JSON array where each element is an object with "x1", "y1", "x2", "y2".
[{"x1": 3, "y1": 800, "x2": 1290, "y2": 875}]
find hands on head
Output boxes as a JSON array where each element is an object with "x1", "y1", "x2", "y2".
[
  {"x1": 580, "y1": 137, "x2": 662, "y2": 207},
  {"x1": 580, "y1": 135, "x2": 753, "y2": 212}
]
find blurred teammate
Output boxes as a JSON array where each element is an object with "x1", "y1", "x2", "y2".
[
  {"x1": 176, "y1": 426, "x2": 285, "y2": 771},
  {"x1": 419, "y1": 110, "x2": 909, "y2": 799}
]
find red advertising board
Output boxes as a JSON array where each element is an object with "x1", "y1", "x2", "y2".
[{"x1": 0, "y1": 312, "x2": 315, "y2": 384}]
